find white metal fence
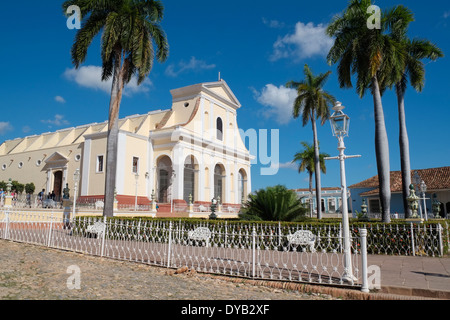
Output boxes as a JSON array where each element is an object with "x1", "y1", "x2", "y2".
[{"x1": 0, "y1": 209, "x2": 372, "y2": 291}]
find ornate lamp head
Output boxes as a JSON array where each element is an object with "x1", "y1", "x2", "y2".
[{"x1": 330, "y1": 101, "x2": 350, "y2": 137}]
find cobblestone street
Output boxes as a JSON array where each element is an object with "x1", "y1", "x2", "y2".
[{"x1": 0, "y1": 240, "x2": 337, "y2": 300}]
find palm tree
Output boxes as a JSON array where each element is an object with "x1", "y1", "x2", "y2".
[
  {"x1": 287, "y1": 64, "x2": 335, "y2": 220},
  {"x1": 383, "y1": 5, "x2": 444, "y2": 218},
  {"x1": 292, "y1": 142, "x2": 329, "y2": 218},
  {"x1": 62, "y1": 0, "x2": 169, "y2": 217},
  {"x1": 326, "y1": 0, "x2": 405, "y2": 223},
  {"x1": 239, "y1": 185, "x2": 307, "y2": 222}
]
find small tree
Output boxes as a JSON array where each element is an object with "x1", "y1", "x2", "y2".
[
  {"x1": 12, "y1": 181, "x2": 24, "y2": 194},
  {"x1": 25, "y1": 183, "x2": 36, "y2": 195}
]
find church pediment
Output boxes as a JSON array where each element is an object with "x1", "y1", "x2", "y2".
[
  {"x1": 45, "y1": 152, "x2": 69, "y2": 164},
  {"x1": 202, "y1": 81, "x2": 241, "y2": 109},
  {"x1": 170, "y1": 80, "x2": 241, "y2": 110}
]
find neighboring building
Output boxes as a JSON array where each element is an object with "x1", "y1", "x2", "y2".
[
  {"x1": 293, "y1": 187, "x2": 351, "y2": 215},
  {"x1": 0, "y1": 80, "x2": 253, "y2": 211},
  {"x1": 349, "y1": 167, "x2": 450, "y2": 217}
]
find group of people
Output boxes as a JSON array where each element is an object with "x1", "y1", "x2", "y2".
[
  {"x1": 0, "y1": 188, "x2": 19, "y2": 207},
  {"x1": 0, "y1": 188, "x2": 60, "y2": 208},
  {"x1": 37, "y1": 189, "x2": 60, "y2": 207},
  {"x1": 38, "y1": 189, "x2": 57, "y2": 201}
]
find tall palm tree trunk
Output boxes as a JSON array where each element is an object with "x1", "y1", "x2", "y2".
[
  {"x1": 396, "y1": 83, "x2": 412, "y2": 218},
  {"x1": 103, "y1": 49, "x2": 124, "y2": 217},
  {"x1": 309, "y1": 172, "x2": 313, "y2": 218},
  {"x1": 311, "y1": 112, "x2": 323, "y2": 220},
  {"x1": 372, "y1": 75, "x2": 391, "y2": 223}
]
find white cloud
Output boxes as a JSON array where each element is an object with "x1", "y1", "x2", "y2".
[
  {"x1": 262, "y1": 18, "x2": 285, "y2": 29},
  {"x1": 41, "y1": 114, "x2": 70, "y2": 127},
  {"x1": 253, "y1": 84, "x2": 297, "y2": 125},
  {"x1": 165, "y1": 57, "x2": 216, "y2": 77},
  {"x1": 0, "y1": 122, "x2": 13, "y2": 135},
  {"x1": 271, "y1": 21, "x2": 333, "y2": 61},
  {"x1": 270, "y1": 161, "x2": 297, "y2": 170},
  {"x1": 55, "y1": 96, "x2": 66, "y2": 104},
  {"x1": 64, "y1": 65, "x2": 152, "y2": 96},
  {"x1": 444, "y1": 11, "x2": 450, "y2": 19}
]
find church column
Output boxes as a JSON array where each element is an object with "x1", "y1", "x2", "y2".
[
  {"x1": 224, "y1": 163, "x2": 230, "y2": 204},
  {"x1": 147, "y1": 138, "x2": 154, "y2": 199},
  {"x1": 115, "y1": 132, "x2": 127, "y2": 195},
  {"x1": 198, "y1": 162, "x2": 205, "y2": 202},
  {"x1": 81, "y1": 138, "x2": 91, "y2": 196},
  {"x1": 62, "y1": 166, "x2": 68, "y2": 189},
  {"x1": 234, "y1": 162, "x2": 239, "y2": 204},
  {"x1": 46, "y1": 170, "x2": 52, "y2": 195},
  {"x1": 209, "y1": 165, "x2": 214, "y2": 201}
]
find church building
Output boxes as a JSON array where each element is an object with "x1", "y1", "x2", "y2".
[{"x1": 0, "y1": 80, "x2": 252, "y2": 212}]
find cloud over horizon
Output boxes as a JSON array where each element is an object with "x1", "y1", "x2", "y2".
[
  {"x1": 63, "y1": 65, "x2": 152, "y2": 96},
  {"x1": 253, "y1": 84, "x2": 297, "y2": 125},
  {"x1": 165, "y1": 57, "x2": 216, "y2": 77},
  {"x1": 271, "y1": 21, "x2": 333, "y2": 61},
  {"x1": 41, "y1": 114, "x2": 70, "y2": 128},
  {"x1": 54, "y1": 96, "x2": 66, "y2": 104},
  {"x1": 0, "y1": 122, "x2": 13, "y2": 135}
]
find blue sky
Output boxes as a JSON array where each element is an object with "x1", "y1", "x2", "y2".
[{"x1": 0, "y1": 0, "x2": 449, "y2": 193}]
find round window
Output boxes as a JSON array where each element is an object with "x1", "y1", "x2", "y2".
[
  {"x1": 1, "y1": 164, "x2": 6, "y2": 171},
  {"x1": 75, "y1": 154, "x2": 81, "y2": 162},
  {"x1": 36, "y1": 160, "x2": 42, "y2": 167},
  {"x1": 18, "y1": 162, "x2": 24, "y2": 169}
]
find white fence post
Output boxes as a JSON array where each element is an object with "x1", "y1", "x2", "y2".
[
  {"x1": 47, "y1": 213, "x2": 54, "y2": 247},
  {"x1": 410, "y1": 223, "x2": 416, "y2": 256},
  {"x1": 100, "y1": 216, "x2": 107, "y2": 257},
  {"x1": 167, "y1": 221, "x2": 173, "y2": 268},
  {"x1": 252, "y1": 226, "x2": 256, "y2": 279},
  {"x1": 4, "y1": 210, "x2": 10, "y2": 240},
  {"x1": 438, "y1": 224, "x2": 443, "y2": 257},
  {"x1": 360, "y1": 228, "x2": 369, "y2": 293}
]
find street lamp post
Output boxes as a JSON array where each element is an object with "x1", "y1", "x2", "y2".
[
  {"x1": 420, "y1": 180, "x2": 429, "y2": 221},
  {"x1": 412, "y1": 171, "x2": 423, "y2": 219},
  {"x1": 325, "y1": 101, "x2": 360, "y2": 283},
  {"x1": 72, "y1": 169, "x2": 80, "y2": 219},
  {"x1": 135, "y1": 173, "x2": 139, "y2": 212},
  {"x1": 432, "y1": 194, "x2": 442, "y2": 219},
  {"x1": 210, "y1": 198, "x2": 218, "y2": 220}
]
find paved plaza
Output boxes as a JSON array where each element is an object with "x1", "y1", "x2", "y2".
[{"x1": 1, "y1": 239, "x2": 449, "y2": 300}]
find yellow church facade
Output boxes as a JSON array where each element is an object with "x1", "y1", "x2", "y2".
[{"x1": 0, "y1": 81, "x2": 252, "y2": 213}]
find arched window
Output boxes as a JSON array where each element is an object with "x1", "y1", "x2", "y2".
[
  {"x1": 156, "y1": 156, "x2": 173, "y2": 203},
  {"x1": 183, "y1": 156, "x2": 198, "y2": 204},
  {"x1": 214, "y1": 164, "x2": 225, "y2": 200},
  {"x1": 216, "y1": 117, "x2": 223, "y2": 141},
  {"x1": 238, "y1": 169, "x2": 248, "y2": 204}
]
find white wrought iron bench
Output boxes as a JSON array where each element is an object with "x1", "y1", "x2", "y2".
[
  {"x1": 95, "y1": 201, "x2": 104, "y2": 210},
  {"x1": 227, "y1": 206, "x2": 236, "y2": 213},
  {"x1": 287, "y1": 230, "x2": 316, "y2": 252},
  {"x1": 86, "y1": 221, "x2": 106, "y2": 238},
  {"x1": 188, "y1": 227, "x2": 212, "y2": 247}
]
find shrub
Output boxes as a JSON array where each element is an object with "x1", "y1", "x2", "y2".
[{"x1": 239, "y1": 185, "x2": 307, "y2": 222}]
